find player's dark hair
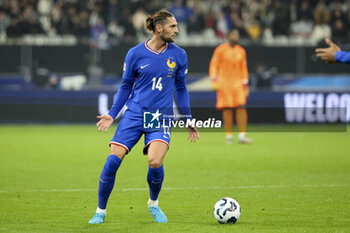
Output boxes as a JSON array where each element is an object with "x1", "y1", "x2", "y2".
[
  {"x1": 145, "y1": 9, "x2": 174, "y2": 32},
  {"x1": 228, "y1": 29, "x2": 239, "y2": 36}
]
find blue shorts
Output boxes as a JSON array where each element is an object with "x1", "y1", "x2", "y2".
[{"x1": 110, "y1": 111, "x2": 170, "y2": 155}]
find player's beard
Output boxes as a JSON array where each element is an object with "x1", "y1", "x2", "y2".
[
  {"x1": 229, "y1": 40, "x2": 238, "y2": 47},
  {"x1": 160, "y1": 33, "x2": 175, "y2": 43}
]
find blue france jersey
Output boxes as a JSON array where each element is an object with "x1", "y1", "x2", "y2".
[{"x1": 122, "y1": 41, "x2": 188, "y2": 115}]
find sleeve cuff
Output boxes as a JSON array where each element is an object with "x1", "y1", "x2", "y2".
[
  {"x1": 108, "y1": 112, "x2": 116, "y2": 120},
  {"x1": 335, "y1": 51, "x2": 341, "y2": 62},
  {"x1": 334, "y1": 50, "x2": 350, "y2": 64}
]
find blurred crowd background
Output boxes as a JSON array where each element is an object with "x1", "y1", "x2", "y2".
[
  {"x1": 0, "y1": 0, "x2": 349, "y2": 46},
  {"x1": 0, "y1": 0, "x2": 349, "y2": 123},
  {"x1": 0, "y1": 0, "x2": 349, "y2": 92}
]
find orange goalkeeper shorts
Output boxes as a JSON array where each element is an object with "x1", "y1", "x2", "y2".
[{"x1": 216, "y1": 87, "x2": 247, "y2": 109}]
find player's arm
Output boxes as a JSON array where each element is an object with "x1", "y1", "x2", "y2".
[
  {"x1": 241, "y1": 49, "x2": 249, "y2": 97},
  {"x1": 175, "y1": 50, "x2": 199, "y2": 142},
  {"x1": 335, "y1": 51, "x2": 350, "y2": 64},
  {"x1": 314, "y1": 38, "x2": 350, "y2": 64},
  {"x1": 209, "y1": 47, "x2": 221, "y2": 91},
  {"x1": 96, "y1": 49, "x2": 136, "y2": 132}
]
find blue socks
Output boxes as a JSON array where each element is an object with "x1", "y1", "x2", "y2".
[
  {"x1": 98, "y1": 155, "x2": 122, "y2": 209},
  {"x1": 97, "y1": 156, "x2": 164, "y2": 209},
  {"x1": 147, "y1": 165, "x2": 164, "y2": 201}
]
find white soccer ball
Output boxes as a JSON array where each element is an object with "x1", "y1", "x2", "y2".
[{"x1": 213, "y1": 197, "x2": 241, "y2": 224}]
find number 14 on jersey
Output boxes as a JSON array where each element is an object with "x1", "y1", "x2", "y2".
[{"x1": 152, "y1": 77, "x2": 163, "y2": 91}]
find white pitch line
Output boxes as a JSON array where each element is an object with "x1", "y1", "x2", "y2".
[{"x1": 0, "y1": 184, "x2": 348, "y2": 194}]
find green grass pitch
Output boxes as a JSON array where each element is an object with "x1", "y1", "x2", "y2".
[{"x1": 0, "y1": 124, "x2": 349, "y2": 233}]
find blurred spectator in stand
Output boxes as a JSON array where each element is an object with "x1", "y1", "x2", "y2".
[
  {"x1": 216, "y1": 10, "x2": 229, "y2": 38},
  {"x1": 291, "y1": 0, "x2": 313, "y2": 39},
  {"x1": 298, "y1": 0, "x2": 313, "y2": 21},
  {"x1": 108, "y1": 19, "x2": 124, "y2": 44},
  {"x1": 0, "y1": 0, "x2": 11, "y2": 14},
  {"x1": 332, "y1": 19, "x2": 347, "y2": 43},
  {"x1": 272, "y1": 0, "x2": 290, "y2": 37},
  {"x1": 242, "y1": 0, "x2": 259, "y2": 28},
  {"x1": 346, "y1": 0, "x2": 350, "y2": 38},
  {"x1": 6, "y1": 17, "x2": 22, "y2": 37},
  {"x1": 0, "y1": 10, "x2": 10, "y2": 36},
  {"x1": 231, "y1": 9, "x2": 247, "y2": 38},
  {"x1": 87, "y1": 60, "x2": 104, "y2": 90},
  {"x1": 222, "y1": 3, "x2": 234, "y2": 32},
  {"x1": 23, "y1": 15, "x2": 45, "y2": 34},
  {"x1": 51, "y1": 1, "x2": 62, "y2": 34},
  {"x1": 330, "y1": 1, "x2": 347, "y2": 43},
  {"x1": 32, "y1": 60, "x2": 50, "y2": 89},
  {"x1": 254, "y1": 62, "x2": 276, "y2": 89},
  {"x1": 330, "y1": 1, "x2": 345, "y2": 25},
  {"x1": 313, "y1": 1, "x2": 331, "y2": 25},
  {"x1": 169, "y1": 0, "x2": 193, "y2": 23},
  {"x1": 187, "y1": 1, "x2": 205, "y2": 35},
  {"x1": 23, "y1": 4, "x2": 36, "y2": 21},
  {"x1": 38, "y1": 0, "x2": 52, "y2": 17},
  {"x1": 75, "y1": 10, "x2": 90, "y2": 38},
  {"x1": 119, "y1": 8, "x2": 135, "y2": 43},
  {"x1": 9, "y1": 4, "x2": 21, "y2": 20},
  {"x1": 76, "y1": 19, "x2": 90, "y2": 38},
  {"x1": 56, "y1": 11, "x2": 73, "y2": 34},
  {"x1": 290, "y1": 15, "x2": 313, "y2": 39},
  {"x1": 311, "y1": 0, "x2": 331, "y2": 43},
  {"x1": 89, "y1": 3, "x2": 102, "y2": 28},
  {"x1": 143, "y1": 0, "x2": 165, "y2": 14},
  {"x1": 289, "y1": 0, "x2": 298, "y2": 24},
  {"x1": 90, "y1": 16, "x2": 108, "y2": 49},
  {"x1": 37, "y1": 0, "x2": 53, "y2": 33},
  {"x1": 204, "y1": 8, "x2": 216, "y2": 32},
  {"x1": 107, "y1": 0, "x2": 120, "y2": 23},
  {"x1": 66, "y1": 4, "x2": 80, "y2": 34},
  {"x1": 49, "y1": 73, "x2": 59, "y2": 89},
  {"x1": 132, "y1": 6, "x2": 147, "y2": 37},
  {"x1": 245, "y1": 16, "x2": 261, "y2": 41},
  {"x1": 256, "y1": 0, "x2": 274, "y2": 28}
]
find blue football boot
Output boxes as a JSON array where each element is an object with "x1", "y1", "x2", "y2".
[
  {"x1": 88, "y1": 212, "x2": 105, "y2": 224},
  {"x1": 148, "y1": 206, "x2": 168, "y2": 223}
]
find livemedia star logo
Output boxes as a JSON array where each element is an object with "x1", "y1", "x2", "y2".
[
  {"x1": 143, "y1": 109, "x2": 222, "y2": 129},
  {"x1": 143, "y1": 109, "x2": 162, "y2": 129}
]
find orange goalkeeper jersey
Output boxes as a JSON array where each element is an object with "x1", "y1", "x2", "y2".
[
  {"x1": 209, "y1": 43, "x2": 249, "y2": 108},
  {"x1": 209, "y1": 43, "x2": 248, "y2": 88}
]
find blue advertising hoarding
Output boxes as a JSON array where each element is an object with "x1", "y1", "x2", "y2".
[{"x1": 0, "y1": 90, "x2": 349, "y2": 124}]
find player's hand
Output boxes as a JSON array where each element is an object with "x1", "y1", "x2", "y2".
[
  {"x1": 243, "y1": 84, "x2": 249, "y2": 97},
  {"x1": 211, "y1": 81, "x2": 219, "y2": 91},
  {"x1": 96, "y1": 114, "x2": 114, "y2": 132},
  {"x1": 315, "y1": 38, "x2": 340, "y2": 63},
  {"x1": 210, "y1": 75, "x2": 219, "y2": 91},
  {"x1": 187, "y1": 126, "x2": 199, "y2": 142}
]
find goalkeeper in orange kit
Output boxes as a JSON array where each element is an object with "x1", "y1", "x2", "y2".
[{"x1": 209, "y1": 29, "x2": 253, "y2": 144}]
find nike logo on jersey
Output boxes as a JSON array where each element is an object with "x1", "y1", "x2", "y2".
[{"x1": 140, "y1": 64, "x2": 150, "y2": 69}]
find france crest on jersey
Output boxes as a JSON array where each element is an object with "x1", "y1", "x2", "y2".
[{"x1": 122, "y1": 40, "x2": 188, "y2": 117}]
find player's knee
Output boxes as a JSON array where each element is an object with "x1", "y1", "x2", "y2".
[
  {"x1": 148, "y1": 158, "x2": 162, "y2": 168},
  {"x1": 109, "y1": 145, "x2": 127, "y2": 160}
]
